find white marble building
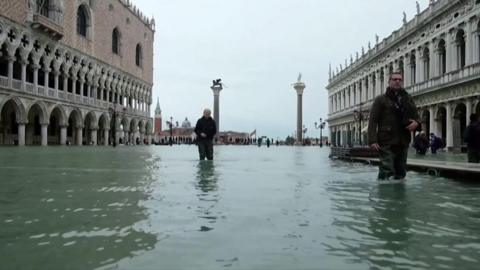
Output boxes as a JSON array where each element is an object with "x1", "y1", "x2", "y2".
[
  {"x1": 0, "y1": 0, "x2": 154, "y2": 146},
  {"x1": 327, "y1": 0, "x2": 480, "y2": 152}
]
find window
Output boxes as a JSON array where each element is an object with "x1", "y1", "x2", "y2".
[
  {"x1": 77, "y1": 6, "x2": 88, "y2": 37},
  {"x1": 37, "y1": 0, "x2": 50, "y2": 17},
  {"x1": 112, "y1": 28, "x2": 120, "y2": 54},
  {"x1": 136, "y1": 44, "x2": 143, "y2": 67}
]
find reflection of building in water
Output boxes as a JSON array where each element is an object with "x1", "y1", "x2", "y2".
[
  {"x1": 327, "y1": 0, "x2": 480, "y2": 152},
  {"x1": 195, "y1": 161, "x2": 220, "y2": 232},
  {"x1": 0, "y1": 0, "x2": 155, "y2": 146}
]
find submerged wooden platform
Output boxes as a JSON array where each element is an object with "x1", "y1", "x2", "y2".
[{"x1": 330, "y1": 147, "x2": 480, "y2": 179}]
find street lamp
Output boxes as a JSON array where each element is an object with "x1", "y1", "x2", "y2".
[{"x1": 315, "y1": 118, "x2": 326, "y2": 147}]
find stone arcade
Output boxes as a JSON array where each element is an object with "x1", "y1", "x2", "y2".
[
  {"x1": 0, "y1": 0, "x2": 154, "y2": 146},
  {"x1": 327, "y1": 0, "x2": 480, "y2": 152}
]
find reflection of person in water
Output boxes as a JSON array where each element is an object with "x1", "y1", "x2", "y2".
[
  {"x1": 195, "y1": 161, "x2": 220, "y2": 232},
  {"x1": 196, "y1": 161, "x2": 218, "y2": 193},
  {"x1": 368, "y1": 184, "x2": 410, "y2": 267}
]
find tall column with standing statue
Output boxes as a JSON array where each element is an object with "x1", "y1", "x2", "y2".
[{"x1": 293, "y1": 73, "x2": 306, "y2": 145}]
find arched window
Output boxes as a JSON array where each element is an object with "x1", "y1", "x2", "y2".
[
  {"x1": 455, "y1": 30, "x2": 466, "y2": 69},
  {"x1": 77, "y1": 5, "x2": 88, "y2": 37},
  {"x1": 438, "y1": 39, "x2": 446, "y2": 75},
  {"x1": 423, "y1": 47, "x2": 430, "y2": 80},
  {"x1": 136, "y1": 44, "x2": 143, "y2": 67},
  {"x1": 112, "y1": 28, "x2": 120, "y2": 54}
]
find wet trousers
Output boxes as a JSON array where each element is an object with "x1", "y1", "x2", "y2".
[
  {"x1": 197, "y1": 139, "x2": 214, "y2": 160},
  {"x1": 378, "y1": 144, "x2": 409, "y2": 180}
]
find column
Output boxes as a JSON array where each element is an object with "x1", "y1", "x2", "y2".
[
  {"x1": 383, "y1": 66, "x2": 390, "y2": 94},
  {"x1": 429, "y1": 106, "x2": 436, "y2": 136},
  {"x1": 91, "y1": 129, "x2": 97, "y2": 146},
  {"x1": 115, "y1": 129, "x2": 120, "y2": 145},
  {"x1": 367, "y1": 75, "x2": 373, "y2": 100},
  {"x1": 41, "y1": 124, "x2": 48, "y2": 146},
  {"x1": 76, "y1": 127, "x2": 83, "y2": 146},
  {"x1": 375, "y1": 71, "x2": 381, "y2": 97},
  {"x1": 404, "y1": 55, "x2": 411, "y2": 87},
  {"x1": 124, "y1": 130, "x2": 128, "y2": 144},
  {"x1": 87, "y1": 84, "x2": 91, "y2": 99},
  {"x1": 445, "y1": 103, "x2": 453, "y2": 150},
  {"x1": 71, "y1": 77, "x2": 77, "y2": 95},
  {"x1": 18, "y1": 123, "x2": 25, "y2": 146},
  {"x1": 104, "y1": 129, "x2": 109, "y2": 146},
  {"x1": 33, "y1": 65, "x2": 39, "y2": 93},
  {"x1": 21, "y1": 60, "x2": 27, "y2": 91},
  {"x1": 473, "y1": 29, "x2": 479, "y2": 64},
  {"x1": 53, "y1": 71, "x2": 59, "y2": 97},
  {"x1": 465, "y1": 22, "x2": 473, "y2": 66},
  {"x1": 79, "y1": 80, "x2": 84, "y2": 97},
  {"x1": 60, "y1": 126, "x2": 67, "y2": 145},
  {"x1": 63, "y1": 75, "x2": 68, "y2": 93},
  {"x1": 466, "y1": 99, "x2": 472, "y2": 126},
  {"x1": 446, "y1": 31, "x2": 454, "y2": 72},
  {"x1": 44, "y1": 68, "x2": 50, "y2": 90},
  {"x1": 7, "y1": 57, "x2": 14, "y2": 88},
  {"x1": 147, "y1": 134, "x2": 152, "y2": 145}
]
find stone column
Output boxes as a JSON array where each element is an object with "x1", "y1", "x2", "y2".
[
  {"x1": 466, "y1": 99, "x2": 472, "y2": 126},
  {"x1": 21, "y1": 59, "x2": 27, "y2": 91},
  {"x1": 33, "y1": 65, "x2": 39, "y2": 94},
  {"x1": 445, "y1": 103, "x2": 453, "y2": 150},
  {"x1": 53, "y1": 71, "x2": 59, "y2": 97},
  {"x1": 211, "y1": 85, "x2": 223, "y2": 137},
  {"x1": 404, "y1": 55, "x2": 412, "y2": 87},
  {"x1": 44, "y1": 68, "x2": 50, "y2": 90},
  {"x1": 79, "y1": 80, "x2": 84, "y2": 98},
  {"x1": 367, "y1": 74, "x2": 373, "y2": 100},
  {"x1": 18, "y1": 123, "x2": 26, "y2": 146},
  {"x1": 104, "y1": 129, "x2": 109, "y2": 146},
  {"x1": 71, "y1": 77, "x2": 77, "y2": 95},
  {"x1": 429, "y1": 106, "x2": 436, "y2": 136},
  {"x1": 76, "y1": 127, "x2": 83, "y2": 146},
  {"x1": 293, "y1": 81, "x2": 305, "y2": 144},
  {"x1": 375, "y1": 71, "x2": 381, "y2": 97},
  {"x1": 91, "y1": 129, "x2": 97, "y2": 146},
  {"x1": 63, "y1": 75, "x2": 69, "y2": 93},
  {"x1": 124, "y1": 130, "x2": 128, "y2": 144},
  {"x1": 383, "y1": 66, "x2": 390, "y2": 94},
  {"x1": 41, "y1": 123, "x2": 48, "y2": 146},
  {"x1": 60, "y1": 125, "x2": 67, "y2": 145},
  {"x1": 465, "y1": 22, "x2": 473, "y2": 66},
  {"x1": 7, "y1": 57, "x2": 14, "y2": 89},
  {"x1": 446, "y1": 31, "x2": 455, "y2": 72},
  {"x1": 415, "y1": 50, "x2": 422, "y2": 84},
  {"x1": 473, "y1": 29, "x2": 479, "y2": 64}
]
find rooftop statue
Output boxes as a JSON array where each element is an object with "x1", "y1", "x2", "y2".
[{"x1": 297, "y1": 73, "x2": 302, "y2": 83}]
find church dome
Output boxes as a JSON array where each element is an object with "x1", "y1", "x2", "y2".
[{"x1": 181, "y1": 117, "x2": 191, "y2": 128}]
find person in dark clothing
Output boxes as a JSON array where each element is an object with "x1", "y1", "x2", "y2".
[
  {"x1": 464, "y1": 113, "x2": 480, "y2": 163},
  {"x1": 266, "y1": 138, "x2": 271, "y2": 148},
  {"x1": 413, "y1": 132, "x2": 429, "y2": 155},
  {"x1": 429, "y1": 133, "x2": 443, "y2": 154},
  {"x1": 194, "y1": 109, "x2": 217, "y2": 160},
  {"x1": 368, "y1": 72, "x2": 421, "y2": 180}
]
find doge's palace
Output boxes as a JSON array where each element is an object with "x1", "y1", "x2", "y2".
[
  {"x1": 0, "y1": 0, "x2": 154, "y2": 146},
  {"x1": 327, "y1": 0, "x2": 480, "y2": 152}
]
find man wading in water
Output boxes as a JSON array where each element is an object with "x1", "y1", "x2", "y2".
[
  {"x1": 194, "y1": 109, "x2": 217, "y2": 160},
  {"x1": 368, "y1": 72, "x2": 421, "y2": 180}
]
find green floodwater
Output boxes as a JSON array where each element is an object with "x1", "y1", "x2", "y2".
[{"x1": 0, "y1": 146, "x2": 479, "y2": 270}]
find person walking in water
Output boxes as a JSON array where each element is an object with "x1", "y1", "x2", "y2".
[
  {"x1": 194, "y1": 109, "x2": 217, "y2": 160},
  {"x1": 368, "y1": 72, "x2": 421, "y2": 180}
]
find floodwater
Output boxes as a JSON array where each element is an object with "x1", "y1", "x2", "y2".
[{"x1": 1, "y1": 146, "x2": 479, "y2": 270}]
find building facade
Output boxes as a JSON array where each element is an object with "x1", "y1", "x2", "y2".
[
  {"x1": 0, "y1": 0, "x2": 154, "y2": 146},
  {"x1": 327, "y1": 0, "x2": 480, "y2": 152}
]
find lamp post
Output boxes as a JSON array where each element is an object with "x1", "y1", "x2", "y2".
[{"x1": 315, "y1": 118, "x2": 326, "y2": 147}]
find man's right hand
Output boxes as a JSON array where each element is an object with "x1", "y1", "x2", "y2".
[
  {"x1": 370, "y1": 143, "x2": 380, "y2": 151},
  {"x1": 200, "y1": 133, "x2": 207, "y2": 138}
]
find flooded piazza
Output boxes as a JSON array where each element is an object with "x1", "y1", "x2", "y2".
[{"x1": 1, "y1": 146, "x2": 480, "y2": 270}]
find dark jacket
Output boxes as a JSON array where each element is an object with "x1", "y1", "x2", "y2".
[
  {"x1": 368, "y1": 87, "x2": 421, "y2": 146},
  {"x1": 464, "y1": 121, "x2": 480, "y2": 151},
  {"x1": 194, "y1": 117, "x2": 217, "y2": 141}
]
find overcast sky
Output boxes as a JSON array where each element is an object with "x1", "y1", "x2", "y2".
[{"x1": 133, "y1": 0, "x2": 429, "y2": 139}]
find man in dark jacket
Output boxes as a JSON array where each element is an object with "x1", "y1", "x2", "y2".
[
  {"x1": 194, "y1": 109, "x2": 217, "y2": 160},
  {"x1": 464, "y1": 113, "x2": 480, "y2": 163},
  {"x1": 368, "y1": 72, "x2": 421, "y2": 180}
]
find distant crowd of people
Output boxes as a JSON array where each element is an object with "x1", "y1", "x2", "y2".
[{"x1": 413, "y1": 113, "x2": 480, "y2": 163}]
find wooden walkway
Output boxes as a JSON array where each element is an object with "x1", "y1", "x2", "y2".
[{"x1": 330, "y1": 147, "x2": 480, "y2": 178}]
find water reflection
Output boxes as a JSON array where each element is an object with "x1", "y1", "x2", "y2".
[
  {"x1": 0, "y1": 147, "x2": 158, "y2": 270},
  {"x1": 195, "y1": 161, "x2": 220, "y2": 232},
  {"x1": 367, "y1": 184, "x2": 412, "y2": 268}
]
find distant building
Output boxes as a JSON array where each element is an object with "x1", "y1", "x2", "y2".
[
  {"x1": 0, "y1": 0, "x2": 155, "y2": 146},
  {"x1": 327, "y1": 0, "x2": 480, "y2": 152}
]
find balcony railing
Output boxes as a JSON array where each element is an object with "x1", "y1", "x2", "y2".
[{"x1": 0, "y1": 75, "x2": 149, "y2": 118}]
